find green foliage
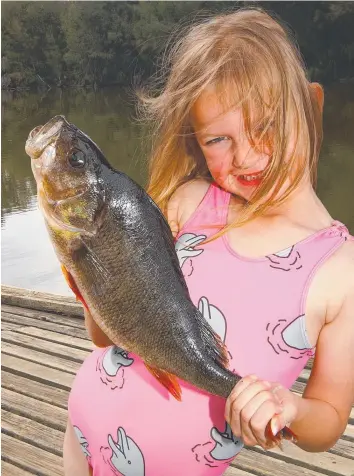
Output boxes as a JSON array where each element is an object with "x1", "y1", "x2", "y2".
[
  {"x1": 1, "y1": 1, "x2": 353, "y2": 89},
  {"x1": 2, "y1": 2, "x2": 65, "y2": 88}
]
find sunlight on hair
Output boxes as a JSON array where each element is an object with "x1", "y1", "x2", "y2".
[{"x1": 137, "y1": 6, "x2": 323, "y2": 239}]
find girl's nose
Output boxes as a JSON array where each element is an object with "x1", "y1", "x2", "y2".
[{"x1": 231, "y1": 139, "x2": 259, "y2": 171}]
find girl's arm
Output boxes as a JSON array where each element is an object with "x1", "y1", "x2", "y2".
[
  {"x1": 288, "y1": 284, "x2": 354, "y2": 451},
  {"x1": 84, "y1": 308, "x2": 114, "y2": 347},
  {"x1": 226, "y1": 251, "x2": 354, "y2": 452}
]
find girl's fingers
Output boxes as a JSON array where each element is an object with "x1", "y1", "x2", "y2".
[
  {"x1": 237, "y1": 391, "x2": 269, "y2": 446},
  {"x1": 234, "y1": 380, "x2": 274, "y2": 412},
  {"x1": 227, "y1": 379, "x2": 274, "y2": 432},
  {"x1": 249, "y1": 399, "x2": 284, "y2": 448},
  {"x1": 232, "y1": 389, "x2": 282, "y2": 447},
  {"x1": 226, "y1": 377, "x2": 298, "y2": 450},
  {"x1": 225, "y1": 375, "x2": 258, "y2": 423},
  {"x1": 238, "y1": 423, "x2": 258, "y2": 447}
]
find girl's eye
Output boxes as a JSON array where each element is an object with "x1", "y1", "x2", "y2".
[
  {"x1": 205, "y1": 136, "x2": 229, "y2": 146},
  {"x1": 68, "y1": 150, "x2": 86, "y2": 168}
]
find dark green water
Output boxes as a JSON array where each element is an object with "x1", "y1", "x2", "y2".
[{"x1": 1, "y1": 85, "x2": 353, "y2": 295}]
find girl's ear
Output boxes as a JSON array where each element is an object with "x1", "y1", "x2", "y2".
[{"x1": 310, "y1": 82, "x2": 324, "y2": 114}]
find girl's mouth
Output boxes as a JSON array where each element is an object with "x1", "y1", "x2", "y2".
[{"x1": 236, "y1": 170, "x2": 264, "y2": 187}]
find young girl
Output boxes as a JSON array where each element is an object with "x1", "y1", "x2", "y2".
[{"x1": 64, "y1": 7, "x2": 354, "y2": 476}]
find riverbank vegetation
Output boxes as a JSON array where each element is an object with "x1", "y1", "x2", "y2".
[{"x1": 2, "y1": 1, "x2": 354, "y2": 90}]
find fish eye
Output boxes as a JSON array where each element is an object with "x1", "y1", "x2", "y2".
[{"x1": 68, "y1": 150, "x2": 86, "y2": 168}]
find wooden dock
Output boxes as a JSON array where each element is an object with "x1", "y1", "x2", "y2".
[{"x1": 1, "y1": 285, "x2": 353, "y2": 476}]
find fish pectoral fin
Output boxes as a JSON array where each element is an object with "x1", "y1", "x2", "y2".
[
  {"x1": 144, "y1": 363, "x2": 182, "y2": 401},
  {"x1": 61, "y1": 264, "x2": 88, "y2": 310}
]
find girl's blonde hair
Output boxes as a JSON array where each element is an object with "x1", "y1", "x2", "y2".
[{"x1": 138, "y1": 7, "x2": 323, "y2": 230}]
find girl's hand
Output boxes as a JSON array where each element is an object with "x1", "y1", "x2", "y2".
[{"x1": 225, "y1": 375, "x2": 300, "y2": 449}]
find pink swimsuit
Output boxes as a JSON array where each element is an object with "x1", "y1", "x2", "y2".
[{"x1": 68, "y1": 182, "x2": 351, "y2": 476}]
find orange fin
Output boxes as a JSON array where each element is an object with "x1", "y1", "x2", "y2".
[
  {"x1": 195, "y1": 306, "x2": 229, "y2": 370},
  {"x1": 144, "y1": 363, "x2": 182, "y2": 401},
  {"x1": 215, "y1": 333, "x2": 229, "y2": 369},
  {"x1": 265, "y1": 420, "x2": 298, "y2": 450},
  {"x1": 61, "y1": 264, "x2": 88, "y2": 310}
]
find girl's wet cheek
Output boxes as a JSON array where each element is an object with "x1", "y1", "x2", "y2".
[
  {"x1": 209, "y1": 167, "x2": 228, "y2": 184},
  {"x1": 206, "y1": 155, "x2": 231, "y2": 179}
]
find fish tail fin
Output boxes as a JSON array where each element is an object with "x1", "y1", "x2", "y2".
[
  {"x1": 195, "y1": 309, "x2": 229, "y2": 369},
  {"x1": 144, "y1": 363, "x2": 182, "y2": 401},
  {"x1": 265, "y1": 420, "x2": 298, "y2": 450}
]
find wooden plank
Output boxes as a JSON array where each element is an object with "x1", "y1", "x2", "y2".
[
  {"x1": 2, "y1": 312, "x2": 89, "y2": 340},
  {"x1": 343, "y1": 424, "x2": 354, "y2": 442},
  {"x1": 1, "y1": 322, "x2": 23, "y2": 331},
  {"x1": 1, "y1": 354, "x2": 74, "y2": 390},
  {"x1": 224, "y1": 467, "x2": 254, "y2": 476},
  {"x1": 1, "y1": 460, "x2": 33, "y2": 476},
  {"x1": 232, "y1": 447, "x2": 346, "y2": 476},
  {"x1": 2, "y1": 371, "x2": 69, "y2": 409},
  {"x1": 2, "y1": 388, "x2": 67, "y2": 431},
  {"x1": 299, "y1": 368, "x2": 311, "y2": 383},
  {"x1": 2, "y1": 433, "x2": 63, "y2": 476},
  {"x1": 291, "y1": 380, "x2": 306, "y2": 394},
  {"x1": 306, "y1": 358, "x2": 314, "y2": 370},
  {"x1": 2, "y1": 342, "x2": 81, "y2": 374},
  {"x1": 1, "y1": 284, "x2": 83, "y2": 317},
  {"x1": 350, "y1": 408, "x2": 354, "y2": 425},
  {"x1": 2, "y1": 410, "x2": 64, "y2": 456},
  {"x1": 13, "y1": 326, "x2": 93, "y2": 350},
  {"x1": 263, "y1": 441, "x2": 354, "y2": 475},
  {"x1": 2, "y1": 330, "x2": 89, "y2": 362},
  {"x1": 1, "y1": 304, "x2": 85, "y2": 329},
  {"x1": 329, "y1": 437, "x2": 354, "y2": 459}
]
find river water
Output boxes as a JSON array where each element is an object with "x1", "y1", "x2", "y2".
[{"x1": 1, "y1": 85, "x2": 353, "y2": 295}]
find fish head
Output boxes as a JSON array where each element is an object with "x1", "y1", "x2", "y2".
[{"x1": 26, "y1": 115, "x2": 107, "y2": 236}]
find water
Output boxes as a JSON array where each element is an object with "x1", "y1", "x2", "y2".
[
  {"x1": 1, "y1": 87, "x2": 148, "y2": 295},
  {"x1": 1, "y1": 85, "x2": 354, "y2": 295}
]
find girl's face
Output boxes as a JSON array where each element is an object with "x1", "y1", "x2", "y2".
[{"x1": 191, "y1": 89, "x2": 274, "y2": 201}]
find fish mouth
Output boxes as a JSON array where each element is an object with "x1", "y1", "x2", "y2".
[
  {"x1": 29, "y1": 125, "x2": 43, "y2": 140},
  {"x1": 25, "y1": 115, "x2": 70, "y2": 159}
]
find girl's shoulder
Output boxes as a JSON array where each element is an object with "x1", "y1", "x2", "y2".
[
  {"x1": 167, "y1": 179, "x2": 211, "y2": 236},
  {"x1": 316, "y1": 237, "x2": 354, "y2": 325},
  {"x1": 329, "y1": 238, "x2": 354, "y2": 297}
]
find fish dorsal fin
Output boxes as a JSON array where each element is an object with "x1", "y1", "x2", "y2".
[
  {"x1": 194, "y1": 307, "x2": 229, "y2": 369},
  {"x1": 61, "y1": 264, "x2": 88, "y2": 310},
  {"x1": 144, "y1": 363, "x2": 182, "y2": 401}
]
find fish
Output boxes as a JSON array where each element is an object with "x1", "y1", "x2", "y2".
[{"x1": 25, "y1": 115, "x2": 296, "y2": 445}]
